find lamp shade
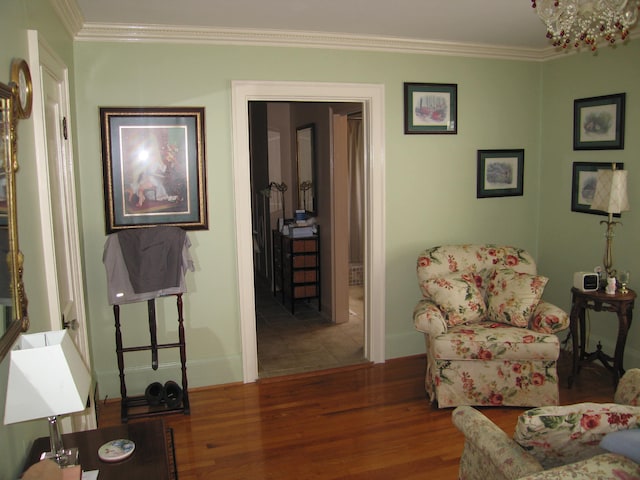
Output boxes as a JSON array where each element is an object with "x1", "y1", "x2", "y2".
[
  {"x1": 4, "y1": 330, "x2": 91, "y2": 425},
  {"x1": 590, "y1": 169, "x2": 630, "y2": 214}
]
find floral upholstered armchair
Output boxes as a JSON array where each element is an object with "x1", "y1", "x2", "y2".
[
  {"x1": 452, "y1": 369, "x2": 640, "y2": 480},
  {"x1": 413, "y1": 245, "x2": 569, "y2": 408}
]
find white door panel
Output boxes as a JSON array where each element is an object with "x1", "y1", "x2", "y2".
[{"x1": 43, "y1": 76, "x2": 77, "y2": 336}]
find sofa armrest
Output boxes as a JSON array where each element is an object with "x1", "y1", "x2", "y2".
[
  {"x1": 514, "y1": 402, "x2": 640, "y2": 469},
  {"x1": 615, "y1": 368, "x2": 640, "y2": 405},
  {"x1": 528, "y1": 300, "x2": 569, "y2": 334},
  {"x1": 413, "y1": 298, "x2": 447, "y2": 336},
  {"x1": 452, "y1": 406, "x2": 543, "y2": 480},
  {"x1": 517, "y1": 453, "x2": 640, "y2": 479}
]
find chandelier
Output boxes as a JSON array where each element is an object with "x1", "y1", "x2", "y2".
[{"x1": 531, "y1": 0, "x2": 640, "y2": 50}]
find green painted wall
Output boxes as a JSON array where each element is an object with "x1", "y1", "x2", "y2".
[
  {"x1": 538, "y1": 41, "x2": 640, "y2": 365},
  {"x1": 72, "y1": 42, "x2": 543, "y2": 395}
]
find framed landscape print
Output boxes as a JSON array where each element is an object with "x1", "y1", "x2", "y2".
[
  {"x1": 100, "y1": 107, "x2": 208, "y2": 233},
  {"x1": 477, "y1": 149, "x2": 524, "y2": 198},
  {"x1": 404, "y1": 82, "x2": 457, "y2": 134},
  {"x1": 571, "y1": 162, "x2": 624, "y2": 216},
  {"x1": 573, "y1": 93, "x2": 625, "y2": 150}
]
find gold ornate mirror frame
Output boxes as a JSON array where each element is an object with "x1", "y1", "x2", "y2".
[{"x1": 0, "y1": 59, "x2": 31, "y2": 360}]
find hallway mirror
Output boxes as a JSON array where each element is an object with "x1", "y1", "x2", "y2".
[
  {"x1": 296, "y1": 124, "x2": 316, "y2": 214},
  {"x1": 0, "y1": 66, "x2": 31, "y2": 361}
]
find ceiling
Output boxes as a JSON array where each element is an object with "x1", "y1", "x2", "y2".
[{"x1": 73, "y1": 0, "x2": 554, "y2": 50}]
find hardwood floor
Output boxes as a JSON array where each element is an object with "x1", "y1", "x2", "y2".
[{"x1": 97, "y1": 353, "x2": 616, "y2": 480}]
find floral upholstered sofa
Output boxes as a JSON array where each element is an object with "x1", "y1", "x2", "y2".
[
  {"x1": 413, "y1": 245, "x2": 569, "y2": 408},
  {"x1": 452, "y1": 368, "x2": 640, "y2": 479}
]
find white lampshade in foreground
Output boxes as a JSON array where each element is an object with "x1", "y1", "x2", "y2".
[
  {"x1": 4, "y1": 330, "x2": 91, "y2": 425},
  {"x1": 591, "y1": 169, "x2": 630, "y2": 215}
]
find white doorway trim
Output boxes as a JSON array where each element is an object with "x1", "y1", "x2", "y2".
[
  {"x1": 28, "y1": 29, "x2": 96, "y2": 430},
  {"x1": 231, "y1": 81, "x2": 386, "y2": 382}
]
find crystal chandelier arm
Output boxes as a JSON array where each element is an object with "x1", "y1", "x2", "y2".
[{"x1": 531, "y1": 0, "x2": 640, "y2": 50}]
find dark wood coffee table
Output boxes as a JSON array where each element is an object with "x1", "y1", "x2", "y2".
[{"x1": 24, "y1": 419, "x2": 176, "y2": 480}]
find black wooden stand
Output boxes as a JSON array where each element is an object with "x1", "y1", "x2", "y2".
[{"x1": 114, "y1": 293, "x2": 190, "y2": 422}]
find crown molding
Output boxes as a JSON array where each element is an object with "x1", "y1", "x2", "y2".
[
  {"x1": 49, "y1": 0, "x2": 84, "y2": 38},
  {"x1": 75, "y1": 23, "x2": 553, "y2": 62},
  {"x1": 53, "y1": 0, "x2": 637, "y2": 62}
]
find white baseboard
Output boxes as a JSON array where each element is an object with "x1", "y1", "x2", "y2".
[{"x1": 95, "y1": 356, "x2": 244, "y2": 400}]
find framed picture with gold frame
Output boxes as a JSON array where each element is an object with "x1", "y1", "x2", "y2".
[{"x1": 100, "y1": 107, "x2": 208, "y2": 233}]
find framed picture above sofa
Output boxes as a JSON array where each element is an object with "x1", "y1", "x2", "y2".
[{"x1": 476, "y1": 149, "x2": 524, "y2": 198}]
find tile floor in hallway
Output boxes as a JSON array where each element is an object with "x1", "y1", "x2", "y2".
[{"x1": 255, "y1": 278, "x2": 367, "y2": 378}]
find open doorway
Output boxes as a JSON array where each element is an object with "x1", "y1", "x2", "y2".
[
  {"x1": 231, "y1": 81, "x2": 386, "y2": 384},
  {"x1": 249, "y1": 101, "x2": 366, "y2": 377}
]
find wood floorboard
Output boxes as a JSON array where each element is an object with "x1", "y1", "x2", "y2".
[{"x1": 97, "y1": 352, "x2": 616, "y2": 479}]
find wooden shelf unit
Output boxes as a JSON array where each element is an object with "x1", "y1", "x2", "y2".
[{"x1": 272, "y1": 228, "x2": 321, "y2": 313}]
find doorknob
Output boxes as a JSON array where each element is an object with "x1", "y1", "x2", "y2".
[{"x1": 63, "y1": 315, "x2": 79, "y2": 330}]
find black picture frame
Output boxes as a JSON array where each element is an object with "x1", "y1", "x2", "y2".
[
  {"x1": 477, "y1": 149, "x2": 524, "y2": 198},
  {"x1": 571, "y1": 162, "x2": 624, "y2": 216},
  {"x1": 573, "y1": 93, "x2": 625, "y2": 150},
  {"x1": 404, "y1": 82, "x2": 457, "y2": 134},
  {"x1": 100, "y1": 107, "x2": 208, "y2": 233}
]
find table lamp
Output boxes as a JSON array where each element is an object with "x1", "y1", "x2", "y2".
[
  {"x1": 3, "y1": 330, "x2": 91, "y2": 467},
  {"x1": 590, "y1": 163, "x2": 629, "y2": 279}
]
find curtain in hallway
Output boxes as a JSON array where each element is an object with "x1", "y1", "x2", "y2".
[{"x1": 348, "y1": 116, "x2": 364, "y2": 264}]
